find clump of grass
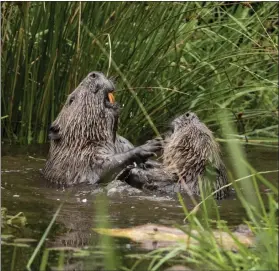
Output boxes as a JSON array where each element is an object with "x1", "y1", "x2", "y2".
[
  {"x1": 127, "y1": 182, "x2": 277, "y2": 270},
  {"x1": 1, "y1": 2, "x2": 278, "y2": 144}
]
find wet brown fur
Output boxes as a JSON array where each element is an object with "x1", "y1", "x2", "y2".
[
  {"x1": 43, "y1": 72, "x2": 161, "y2": 187},
  {"x1": 163, "y1": 112, "x2": 229, "y2": 198},
  {"x1": 120, "y1": 112, "x2": 229, "y2": 199}
]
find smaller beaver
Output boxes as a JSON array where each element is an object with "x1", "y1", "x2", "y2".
[
  {"x1": 122, "y1": 112, "x2": 229, "y2": 199},
  {"x1": 163, "y1": 112, "x2": 229, "y2": 199}
]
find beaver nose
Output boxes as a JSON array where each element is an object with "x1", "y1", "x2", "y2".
[{"x1": 88, "y1": 71, "x2": 104, "y2": 79}]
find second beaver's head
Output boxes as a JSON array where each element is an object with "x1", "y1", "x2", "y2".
[
  {"x1": 170, "y1": 112, "x2": 201, "y2": 133},
  {"x1": 49, "y1": 72, "x2": 119, "y2": 146}
]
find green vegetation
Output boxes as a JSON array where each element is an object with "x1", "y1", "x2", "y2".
[
  {"x1": 1, "y1": 2, "x2": 278, "y2": 144},
  {"x1": 1, "y1": 2, "x2": 278, "y2": 271}
]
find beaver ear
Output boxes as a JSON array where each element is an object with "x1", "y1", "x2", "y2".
[{"x1": 49, "y1": 124, "x2": 61, "y2": 140}]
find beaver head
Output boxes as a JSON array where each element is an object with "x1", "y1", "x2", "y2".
[
  {"x1": 170, "y1": 112, "x2": 203, "y2": 133},
  {"x1": 49, "y1": 72, "x2": 119, "y2": 145}
]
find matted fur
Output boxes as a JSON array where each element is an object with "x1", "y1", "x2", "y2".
[
  {"x1": 43, "y1": 72, "x2": 121, "y2": 186},
  {"x1": 163, "y1": 112, "x2": 229, "y2": 199},
  {"x1": 43, "y1": 72, "x2": 162, "y2": 187},
  {"x1": 118, "y1": 112, "x2": 229, "y2": 199}
]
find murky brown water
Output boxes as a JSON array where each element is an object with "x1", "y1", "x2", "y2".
[{"x1": 1, "y1": 144, "x2": 277, "y2": 270}]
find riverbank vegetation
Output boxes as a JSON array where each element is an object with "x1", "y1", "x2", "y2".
[
  {"x1": 1, "y1": 2, "x2": 278, "y2": 144},
  {"x1": 1, "y1": 2, "x2": 278, "y2": 271}
]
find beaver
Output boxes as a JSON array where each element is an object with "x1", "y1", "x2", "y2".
[
  {"x1": 43, "y1": 72, "x2": 162, "y2": 187},
  {"x1": 163, "y1": 112, "x2": 229, "y2": 198},
  {"x1": 121, "y1": 112, "x2": 229, "y2": 199}
]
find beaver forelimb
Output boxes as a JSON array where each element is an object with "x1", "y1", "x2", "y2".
[{"x1": 99, "y1": 138, "x2": 163, "y2": 183}]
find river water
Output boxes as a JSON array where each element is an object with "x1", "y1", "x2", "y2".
[{"x1": 1, "y1": 144, "x2": 277, "y2": 270}]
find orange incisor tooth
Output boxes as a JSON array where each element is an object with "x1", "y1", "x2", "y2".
[{"x1": 108, "y1": 93, "x2": 115, "y2": 104}]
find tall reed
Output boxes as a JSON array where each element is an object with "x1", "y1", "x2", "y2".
[{"x1": 1, "y1": 2, "x2": 278, "y2": 144}]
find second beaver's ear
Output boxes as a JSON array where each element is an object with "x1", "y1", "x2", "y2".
[{"x1": 49, "y1": 124, "x2": 61, "y2": 140}]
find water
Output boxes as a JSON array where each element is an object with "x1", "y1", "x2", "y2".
[{"x1": 1, "y1": 144, "x2": 278, "y2": 270}]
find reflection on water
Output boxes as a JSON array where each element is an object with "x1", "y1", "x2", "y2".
[{"x1": 1, "y1": 144, "x2": 278, "y2": 270}]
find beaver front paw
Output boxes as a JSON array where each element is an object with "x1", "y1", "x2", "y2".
[{"x1": 133, "y1": 138, "x2": 163, "y2": 160}]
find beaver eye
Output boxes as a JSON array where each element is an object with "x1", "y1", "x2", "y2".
[{"x1": 69, "y1": 97, "x2": 75, "y2": 105}]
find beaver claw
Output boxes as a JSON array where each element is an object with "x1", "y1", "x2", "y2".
[{"x1": 133, "y1": 138, "x2": 163, "y2": 160}]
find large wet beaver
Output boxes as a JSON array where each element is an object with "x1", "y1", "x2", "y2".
[
  {"x1": 122, "y1": 112, "x2": 229, "y2": 199},
  {"x1": 43, "y1": 72, "x2": 162, "y2": 187}
]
